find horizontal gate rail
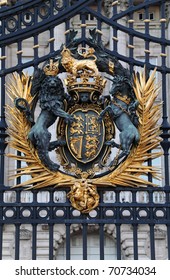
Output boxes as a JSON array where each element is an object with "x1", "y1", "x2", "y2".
[{"x1": 0, "y1": 186, "x2": 169, "y2": 225}]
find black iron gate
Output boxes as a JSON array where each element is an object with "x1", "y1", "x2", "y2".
[{"x1": 0, "y1": 0, "x2": 170, "y2": 260}]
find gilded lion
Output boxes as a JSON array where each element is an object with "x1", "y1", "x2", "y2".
[{"x1": 61, "y1": 46, "x2": 99, "y2": 77}]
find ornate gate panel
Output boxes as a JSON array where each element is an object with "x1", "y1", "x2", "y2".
[{"x1": 0, "y1": 0, "x2": 170, "y2": 260}]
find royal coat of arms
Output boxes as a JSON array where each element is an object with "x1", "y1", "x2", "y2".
[{"x1": 6, "y1": 30, "x2": 162, "y2": 213}]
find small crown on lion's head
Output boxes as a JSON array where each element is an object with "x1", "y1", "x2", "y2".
[{"x1": 43, "y1": 59, "x2": 59, "y2": 76}]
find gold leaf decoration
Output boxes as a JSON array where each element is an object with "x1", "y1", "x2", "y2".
[{"x1": 6, "y1": 73, "x2": 75, "y2": 189}]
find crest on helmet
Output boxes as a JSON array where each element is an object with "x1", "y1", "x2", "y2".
[{"x1": 6, "y1": 29, "x2": 162, "y2": 213}]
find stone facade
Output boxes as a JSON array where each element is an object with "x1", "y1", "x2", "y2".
[{"x1": 2, "y1": 224, "x2": 168, "y2": 260}]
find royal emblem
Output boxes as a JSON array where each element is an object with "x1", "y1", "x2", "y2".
[
  {"x1": 66, "y1": 108, "x2": 105, "y2": 163},
  {"x1": 6, "y1": 29, "x2": 162, "y2": 213}
]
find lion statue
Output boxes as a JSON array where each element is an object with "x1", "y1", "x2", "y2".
[{"x1": 27, "y1": 74, "x2": 74, "y2": 171}]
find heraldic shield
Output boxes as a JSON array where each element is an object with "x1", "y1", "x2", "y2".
[
  {"x1": 66, "y1": 108, "x2": 105, "y2": 164},
  {"x1": 6, "y1": 29, "x2": 162, "y2": 213},
  {"x1": 57, "y1": 100, "x2": 114, "y2": 176}
]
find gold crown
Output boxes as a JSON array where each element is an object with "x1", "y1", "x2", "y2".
[
  {"x1": 65, "y1": 72, "x2": 107, "y2": 94},
  {"x1": 43, "y1": 59, "x2": 59, "y2": 76},
  {"x1": 61, "y1": 46, "x2": 106, "y2": 93}
]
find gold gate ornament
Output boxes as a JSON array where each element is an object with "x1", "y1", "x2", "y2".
[{"x1": 6, "y1": 45, "x2": 162, "y2": 213}]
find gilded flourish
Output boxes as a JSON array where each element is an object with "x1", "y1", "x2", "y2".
[{"x1": 67, "y1": 180, "x2": 99, "y2": 213}]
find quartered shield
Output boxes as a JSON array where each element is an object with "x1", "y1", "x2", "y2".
[{"x1": 66, "y1": 109, "x2": 105, "y2": 163}]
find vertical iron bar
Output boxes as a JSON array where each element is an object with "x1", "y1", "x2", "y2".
[
  {"x1": 144, "y1": 4, "x2": 150, "y2": 68},
  {"x1": 133, "y1": 225, "x2": 138, "y2": 260},
  {"x1": 160, "y1": 0, "x2": 170, "y2": 187},
  {"x1": 112, "y1": 2, "x2": 118, "y2": 52},
  {"x1": 149, "y1": 190, "x2": 155, "y2": 259},
  {"x1": 33, "y1": 5, "x2": 39, "y2": 67},
  {"x1": 32, "y1": 224, "x2": 37, "y2": 260},
  {"x1": 97, "y1": 0, "x2": 102, "y2": 43},
  {"x1": 16, "y1": 40, "x2": 23, "y2": 185},
  {"x1": 144, "y1": 2, "x2": 153, "y2": 183},
  {"x1": 66, "y1": 224, "x2": 71, "y2": 260},
  {"x1": 65, "y1": 0, "x2": 70, "y2": 45},
  {"x1": 116, "y1": 224, "x2": 121, "y2": 260},
  {"x1": 65, "y1": 191, "x2": 71, "y2": 260},
  {"x1": 0, "y1": 19, "x2": 5, "y2": 120},
  {"x1": 99, "y1": 190, "x2": 104, "y2": 260},
  {"x1": 33, "y1": 34, "x2": 39, "y2": 67},
  {"x1": 82, "y1": 223, "x2": 87, "y2": 260},
  {"x1": 81, "y1": 13, "x2": 86, "y2": 48},
  {"x1": 167, "y1": 225, "x2": 170, "y2": 260},
  {"x1": 128, "y1": 0, "x2": 134, "y2": 73},
  {"x1": 132, "y1": 191, "x2": 138, "y2": 259},
  {"x1": 149, "y1": 225, "x2": 155, "y2": 260},
  {"x1": 99, "y1": 224, "x2": 104, "y2": 260},
  {"x1": 49, "y1": 28, "x2": 55, "y2": 55},
  {"x1": 32, "y1": 191, "x2": 37, "y2": 260},
  {"x1": 166, "y1": 190, "x2": 170, "y2": 259},
  {"x1": 49, "y1": 224, "x2": 54, "y2": 260},
  {"x1": 15, "y1": 189, "x2": 21, "y2": 259},
  {"x1": 50, "y1": 0, "x2": 54, "y2": 16},
  {"x1": 49, "y1": 190, "x2": 54, "y2": 260},
  {"x1": 116, "y1": 190, "x2": 121, "y2": 259},
  {"x1": 0, "y1": 43, "x2": 7, "y2": 186},
  {"x1": 17, "y1": 41, "x2": 22, "y2": 66},
  {"x1": 15, "y1": 224, "x2": 20, "y2": 260},
  {"x1": 49, "y1": 0, "x2": 54, "y2": 54}
]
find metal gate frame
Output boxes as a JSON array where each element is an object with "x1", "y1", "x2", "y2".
[{"x1": 0, "y1": 0, "x2": 170, "y2": 260}]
